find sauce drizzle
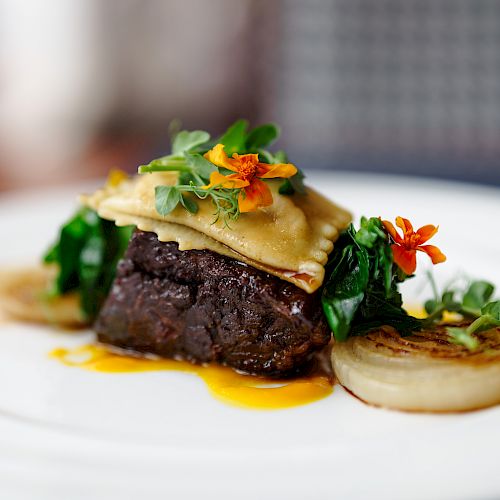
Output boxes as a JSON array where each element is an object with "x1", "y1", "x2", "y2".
[{"x1": 50, "y1": 345, "x2": 333, "y2": 410}]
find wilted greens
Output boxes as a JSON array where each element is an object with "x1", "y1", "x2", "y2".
[
  {"x1": 322, "y1": 217, "x2": 499, "y2": 349},
  {"x1": 44, "y1": 208, "x2": 133, "y2": 321},
  {"x1": 321, "y1": 217, "x2": 421, "y2": 342}
]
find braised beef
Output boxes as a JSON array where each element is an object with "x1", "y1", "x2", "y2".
[{"x1": 95, "y1": 230, "x2": 330, "y2": 377}]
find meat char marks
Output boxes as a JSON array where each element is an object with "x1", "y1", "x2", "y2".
[{"x1": 95, "y1": 230, "x2": 330, "y2": 377}]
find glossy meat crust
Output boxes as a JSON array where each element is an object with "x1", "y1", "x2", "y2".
[{"x1": 95, "y1": 230, "x2": 330, "y2": 377}]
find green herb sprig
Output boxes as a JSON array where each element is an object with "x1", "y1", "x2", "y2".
[
  {"x1": 138, "y1": 120, "x2": 306, "y2": 222},
  {"x1": 424, "y1": 278, "x2": 499, "y2": 349},
  {"x1": 155, "y1": 183, "x2": 240, "y2": 225}
]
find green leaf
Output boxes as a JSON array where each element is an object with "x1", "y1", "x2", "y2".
[
  {"x1": 78, "y1": 233, "x2": 106, "y2": 320},
  {"x1": 245, "y1": 123, "x2": 280, "y2": 151},
  {"x1": 272, "y1": 150, "x2": 288, "y2": 163},
  {"x1": 155, "y1": 186, "x2": 181, "y2": 215},
  {"x1": 441, "y1": 290, "x2": 455, "y2": 306},
  {"x1": 55, "y1": 212, "x2": 94, "y2": 294},
  {"x1": 178, "y1": 171, "x2": 195, "y2": 185},
  {"x1": 185, "y1": 153, "x2": 216, "y2": 182},
  {"x1": 481, "y1": 300, "x2": 500, "y2": 320},
  {"x1": 447, "y1": 327, "x2": 479, "y2": 350},
  {"x1": 322, "y1": 242, "x2": 370, "y2": 341},
  {"x1": 379, "y1": 243, "x2": 394, "y2": 295},
  {"x1": 322, "y1": 219, "x2": 422, "y2": 342},
  {"x1": 463, "y1": 281, "x2": 495, "y2": 311},
  {"x1": 138, "y1": 156, "x2": 192, "y2": 174},
  {"x1": 438, "y1": 290, "x2": 462, "y2": 312},
  {"x1": 172, "y1": 130, "x2": 210, "y2": 155},
  {"x1": 424, "y1": 299, "x2": 441, "y2": 315},
  {"x1": 43, "y1": 208, "x2": 133, "y2": 321},
  {"x1": 355, "y1": 216, "x2": 386, "y2": 249},
  {"x1": 290, "y1": 169, "x2": 306, "y2": 194},
  {"x1": 278, "y1": 179, "x2": 294, "y2": 195},
  {"x1": 352, "y1": 283, "x2": 421, "y2": 337},
  {"x1": 218, "y1": 119, "x2": 248, "y2": 155},
  {"x1": 180, "y1": 193, "x2": 199, "y2": 214},
  {"x1": 279, "y1": 168, "x2": 306, "y2": 196},
  {"x1": 174, "y1": 183, "x2": 241, "y2": 225}
]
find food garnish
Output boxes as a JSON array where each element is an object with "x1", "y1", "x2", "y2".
[
  {"x1": 43, "y1": 207, "x2": 133, "y2": 321},
  {"x1": 424, "y1": 277, "x2": 500, "y2": 349},
  {"x1": 321, "y1": 216, "x2": 450, "y2": 344},
  {"x1": 322, "y1": 217, "x2": 423, "y2": 342},
  {"x1": 137, "y1": 120, "x2": 305, "y2": 223},
  {"x1": 382, "y1": 216, "x2": 446, "y2": 275},
  {"x1": 203, "y1": 144, "x2": 297, "y2": 212}
]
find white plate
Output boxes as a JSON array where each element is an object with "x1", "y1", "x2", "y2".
[{"x1": 0, "y1": 172, "x2": 499, "y2": 500}]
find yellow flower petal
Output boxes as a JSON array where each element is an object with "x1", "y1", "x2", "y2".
[
  {"x1": 204, "y1": 171, "x2": 249, "y2": 189},
  {"x1": 416, "y1": 224, "x2": 439, "y2": 244},
  {"x1": 204, "y1": 144, "x2": 238, "y2": 172},
  {"x1": 106, "y1": 169, "x2": 128, "y2": 187},
  {"x1": 232, "y1": 152, "x2": 260, "y2": 164},
  {"x1": 238, "y1": 178, "x2": 273, "y2": 212},
  {"x1": 391, "y1": 244, "x2": 417, "y2": 275},
  {"x1": 419, "y1": 245, "x2": 447, "y2": 265},
  {"x1": 257, "y1": 162, "x2": 297, "y2": 179},
  {"x1": 383, "y1": 216, "x2": 446, "y2": 275},
  {"x1": 382, "y1": 219, "x2": 404, "y2": 245},
  {"x1": 395, "y1": 216, "x2": 414, "y2": 236}
]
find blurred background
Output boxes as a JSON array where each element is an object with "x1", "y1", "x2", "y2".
[{"x1": 1, "y1": 0, "x2": 499, "y2": 192}]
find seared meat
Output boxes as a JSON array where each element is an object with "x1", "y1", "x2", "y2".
[{"x1": 95, "y1": 230, "x2": 330, "y2": 377}]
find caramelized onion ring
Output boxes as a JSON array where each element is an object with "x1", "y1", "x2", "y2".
[
  {"x1": 332, "y1": 325, "x2": 500, "y2": 412},
  {"x1": 0, "y1": 265, "x2": 85, "y2": 327}
]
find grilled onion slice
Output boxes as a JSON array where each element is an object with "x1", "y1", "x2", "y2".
[
  {"x1": 0, "y1": 265, "x2": 85, "y2": 327},
  {"x1": 332, "y1": 325, "x2": 500, "y2": 412}
]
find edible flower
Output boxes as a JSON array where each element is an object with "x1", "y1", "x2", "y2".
[
  {"x1": 204, "y1": 144, "x2": 297, "y2": 212},
  {"x1": 382, "y1": 216, "x2": 446, "y2": 275},
  {"x1": 106, "y1": 169, "x2": 128, "y2": 188}
]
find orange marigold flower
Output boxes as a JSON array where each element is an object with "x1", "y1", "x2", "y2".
[
  {"x1": 203, "y1": 144, "x2": 297, "y2": 212},
  {"x1": 382, "y1": 216, "x2": 446, "y2": 275}
]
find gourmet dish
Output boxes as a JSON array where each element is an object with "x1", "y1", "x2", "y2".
[{"x1": 1, "y1": 120, "x2": 499, "y2": 411}]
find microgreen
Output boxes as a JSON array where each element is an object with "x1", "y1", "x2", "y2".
[
  {"x1": 155, "y1": 186, "x2": 181, "y2": 215},
  {"x1": 172, "y1": 130, "x2": 210, "y2": 156},
  {"x1": 462, "y1": 281, "x2": 495, "y2": 314},
  {"x1": 278, "y1": 165, "x2": 306, "y2": 195},
  {"x1": 155, "y1": 184, "x2": 239, "y2": 224},
  {"x1": 217, "y1": 119, "x2": 249, "y2": 154},
  {"x1": 447, "y1": 327, "x2": 480, "y2": 350},
  {"x1": 450, "y1": 300, "x2": 500, "y2": 349},
  {"x1": 424, "y1": 276, "x2": 498, "y2": 349},
  {"x1": 245, "y1": 123, "x2": 280, "y2": 151},
  {"x1": 138, "y1": 120, "x2": 304, "y2": 224}
]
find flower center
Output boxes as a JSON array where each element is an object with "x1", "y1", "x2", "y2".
[
  {"x1": 408, "y1": 233, "x2": 421, "y2": 249},
  {"x1": 238, "y1": 156, "x2": 259, "y2": 182}
]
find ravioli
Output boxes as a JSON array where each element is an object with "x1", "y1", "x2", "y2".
[{"x1": 82, "y1": 172, "x2": 351, "y2": 293}]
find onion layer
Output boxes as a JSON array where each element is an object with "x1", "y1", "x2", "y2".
[
  {"x1": 332, "y1": 325, "x2": 500, "y2": 412},
  {"x1": 0, "y1": 266, "x2": 85, "y2": 327}
]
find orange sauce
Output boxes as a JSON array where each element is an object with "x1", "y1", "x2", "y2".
[{"x1": 49, "y1": 345, "x2": 333, "y2": 410}]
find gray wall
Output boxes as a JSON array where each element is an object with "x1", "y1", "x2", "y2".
[{"x1": 270, "y1": 0, "x2": 500, "y2": 185}]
